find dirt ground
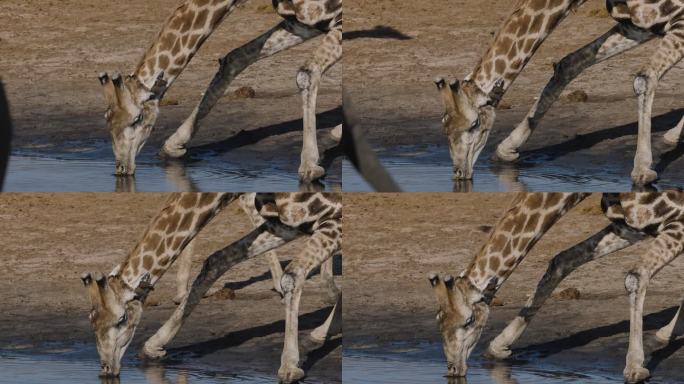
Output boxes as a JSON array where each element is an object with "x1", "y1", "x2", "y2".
[
  {"x1": 344, "y1": 193, "x2": 684, "y2": 381},
  {"x1": 0, "y1": 194, "x2": 341, "y2": 382},
  {"x1": 0, "y1": 0, "x2": 341, "y2": 180},
  {"x1": 344, "y1": 0, "x2": 684, "y2": 186}
]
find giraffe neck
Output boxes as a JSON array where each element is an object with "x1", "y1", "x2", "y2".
[
  {"x1": 111, "y1": 193, "x2": 238, "y2": 290},
  {"x1": 467, "y1": 0, "x2": 587, "y2": 98},
  {"x1": 463, "y1": 193, "x2": 589, "y2": 294},
  {"x1": 133, "y1": 0, "x2": 243, "y2": 91}
]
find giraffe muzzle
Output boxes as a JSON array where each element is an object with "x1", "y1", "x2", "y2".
[
  {"x1": 446, "y1": 361, "x2": 468, "y2": 377},
  {"x1": 452, "y1": 167, "x2": 472, "y2": 181},
  {"x1": 99, "y1": 363, "x2": 119, "y2": 378},
  {"x1": 115, "y1": 161, "x2": 135, "y2": 176}
]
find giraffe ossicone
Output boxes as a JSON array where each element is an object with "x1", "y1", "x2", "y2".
[{"x1": 438, "y1": 0, "x2": 684, "y2": 185}]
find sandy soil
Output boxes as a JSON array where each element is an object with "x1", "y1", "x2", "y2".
[
  {"x1": 344, "y1": 193, "x2": 684, "y2": 381},
  {"x1": 0, "y1": 193, "x2": 341, "y2": 382},
  {"x1": 0, "y1": 0, "x2": 341, "y2": 178},
  {"x1": 344, "y1": 0, "x2": 684, "y2": 185}
]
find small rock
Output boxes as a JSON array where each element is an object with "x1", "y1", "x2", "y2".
[
  {"x1": 144, "y1": 297, "x2": 161, "y2": 307},
  {"x1": 210, "y1": 287, "x2": 236, "y2": 300},
  {"x1": 477, "y1": 225, "x2": 493, "y2": 233},
  {"x1": 491, "y1": 297, "x2": 504, "y2": 306},
  {"x1": 498, "y1": 102, "x2": 513, "y2": 110},
  {"x1": 563, "y1": 90, "x2": 588, "y2": 103},
  {"x1": 160, "y1": 98, "x2": 179, "y2": 106},
  {"x1": 554, "y1": 287, "x2": 581, "y2": 301},
  {"x1": 234, "y1": 86, "x2": 256, "y2": 99}
]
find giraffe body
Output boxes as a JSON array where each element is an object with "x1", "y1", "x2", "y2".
[
  {"x1": 429, "y1": 193, "x2": 684, "y2": 383},
  {"x1": 437, "y1": 0, "x2": 684, "y2": 185},
  {"x1": 100, "y1": 0, "x2": 342, "y2": 182},
  {"x1": 82, "y1": 192, "x2": 341, "y2": 383}
]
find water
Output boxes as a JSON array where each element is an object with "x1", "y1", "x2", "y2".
[
  {"x1": 4, "y1": 142, "x2": 341, "y2": 192},
  {"x1": 342, "y1": 144, "x2": 683, "y2": 192},
  {"x1": 343, "y1": 343, "x2": 621, "y2": 384},
  {"x1": 0, "y1": 349, "x2": 274, "y2": 384}
]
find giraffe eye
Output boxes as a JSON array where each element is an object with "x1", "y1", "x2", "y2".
[
  {"x1": 117, "y1": 313, "x2": 128, "y2": 326},
  {"x1": 132, "y1": 113, "x2": 143, "y2": 126},
  {"x1": 463, "y1": 315, "x2": 474, "y2": 328},
  {"x1": 469, "y1": 116, "x2": 481, "y2": 131}
]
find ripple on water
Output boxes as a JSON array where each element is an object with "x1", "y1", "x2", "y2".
[
  {"x1": 343, "y1": 349, "x2": 620, "y2": 384},
  {"x1": 0, "y1": 351, "x2": 277, "y2": 384}
]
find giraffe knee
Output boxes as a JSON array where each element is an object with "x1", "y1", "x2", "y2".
[
  {"x1": 280, "y1": 272, "x2": 297, "y2": 294},
  {"x1": 633, "y1": 71, "x2": 654, "y2": 96},
  {"x1": 624, "y1": 271, "x2": 642, "y2": 294},
  {"x1": 296, "y1": 68, "x2": 312, "y2": 92}
]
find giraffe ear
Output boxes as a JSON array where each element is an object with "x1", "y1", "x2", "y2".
[
  {"x1": 487, "y1": 79, "x2": 505, "y2": 107},
  {"x1": 148, "y1": 72, "x2": 167, "y2": 101},
  {"x1": 133, "y1": 273, "x2": 154, "y2": 301}
]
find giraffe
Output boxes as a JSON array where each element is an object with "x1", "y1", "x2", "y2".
[
  {"x1": 429, "y1": 192, "x2": 684, "y2": 383},
  {"x1": 81, "y1": 192, "x2": 342, "y2": 383},
  {"x1": 99, "y1": 0, "x2": 342, "y2": 182},
  {"x1": 436, "y1": 0, "x2": 684, "y2": 185}
]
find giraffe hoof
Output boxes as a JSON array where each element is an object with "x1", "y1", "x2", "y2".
[
  {"x1": 141, "y1": 343, "x2": 167, "y2": 360},
  {"x1": 298, "y1": 164, "x2": 325, "y2": 182},
  {"x1": 330, "y1": 125, "x2": 342, "y2": 142},
  {"x1": 309, "y1": 327, "x2": 328, "y2": 343},
  {"x1": 160, "y1": 143, "x2": 187, "y2": 158},
  {"x1": 485, "y1": 343, "x2": 512, "y2": 360},
  {"x1": 655, "y1": 327, "x2": 674, "y2": 343},
  {"x1": 663, "y1": 130, "x2": 681, "y2": 145},
  {"x1": 623, "y1": 366, "x2": 650, "y2": 383},
  {"x1": 630, "y1": 168, "x2": 658, "y2": 186},
  {"x1": 278, "y1": 365, "x2": 305, "y2": 383},
  {"x1": 494, "y1": 146, "x2": 519, "y2": 162}
]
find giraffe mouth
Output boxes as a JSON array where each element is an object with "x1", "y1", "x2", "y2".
[{"x1": 115, "y1": 161, "x2": 135, "y2": 176}]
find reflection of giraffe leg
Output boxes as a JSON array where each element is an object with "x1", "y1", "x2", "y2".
[
  {"x1": 632, "y1": 26, "x2": 684, "y2": 185},
  {"x1": 487, "y1": 224, "x2": 644, "y2": 359},
  {"x1": 297, "y1": 26, "x2": 342, "y2": 182},
  {"x1": 278, "y1": 222, "x2": 341, "y2": 383},
  {"x1": 142, "y1": 222, "x2": 300, "y2": 359},
  {"x1": 161, "y1": 21, "x2": 321, "y2": 158},
  {"x1": 656, "y1": 295, "x2": 684, "y2": 342},
  {"x1": 238, "y1": 193, "x2": 284, "y2": 294},
  {"x1": 624, "y1": 223, "x2": 684, "y2": 383},
  {"x1": 496, "y1": 24, "x2": 653, "y2": 162}
]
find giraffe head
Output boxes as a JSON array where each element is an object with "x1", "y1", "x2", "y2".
[
  {"x1": 435, "y1": 78, "x2": 503, "y2": 180},
  {"x1": 81, "y1": 271, "x2": 151, "y2": 377},
  {"x1": 428, "y1": 273, "x2": 489, "y2": 377},
  {"x1": 98, "y1": 72, "x2": 167, "y2": 176}
]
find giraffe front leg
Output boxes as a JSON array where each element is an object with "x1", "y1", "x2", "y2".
[
  {"x1": 655, "y1": 296, "x2": 684, "y2": 342},
  {"x1": 623, "y1": 224, "x2": 684, "y2": 383},
  {"x1": 161, "y1": 21, "x2": 319, "y2": 158},
  {"x1": 173, "y1": 238, "x2": 195, "y2": 305},
  {"x1": 141, "y1": 223, "x2": 298, "y2": 359},
  {"x1": 238, "y1": 193, "x2": 285, "y2": 295},
  {"x1": 297, "y1": 26, "x2": 342, "y2": 183},
  {"x1": 495, "y1": 24, "x2": 651, "y2": 162},
  {"x1": 632, "y1": 28, "x2": 684, "y2": 185},
  {"x1": 487, "y1": 224, "x2": 642, "y2": 359},
  {"x1": 278, "y1": 225, "x2": 340, "y2": 383},
  {"x1": 319, "y1": 256, "x2": 339, "y2": 304}
]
